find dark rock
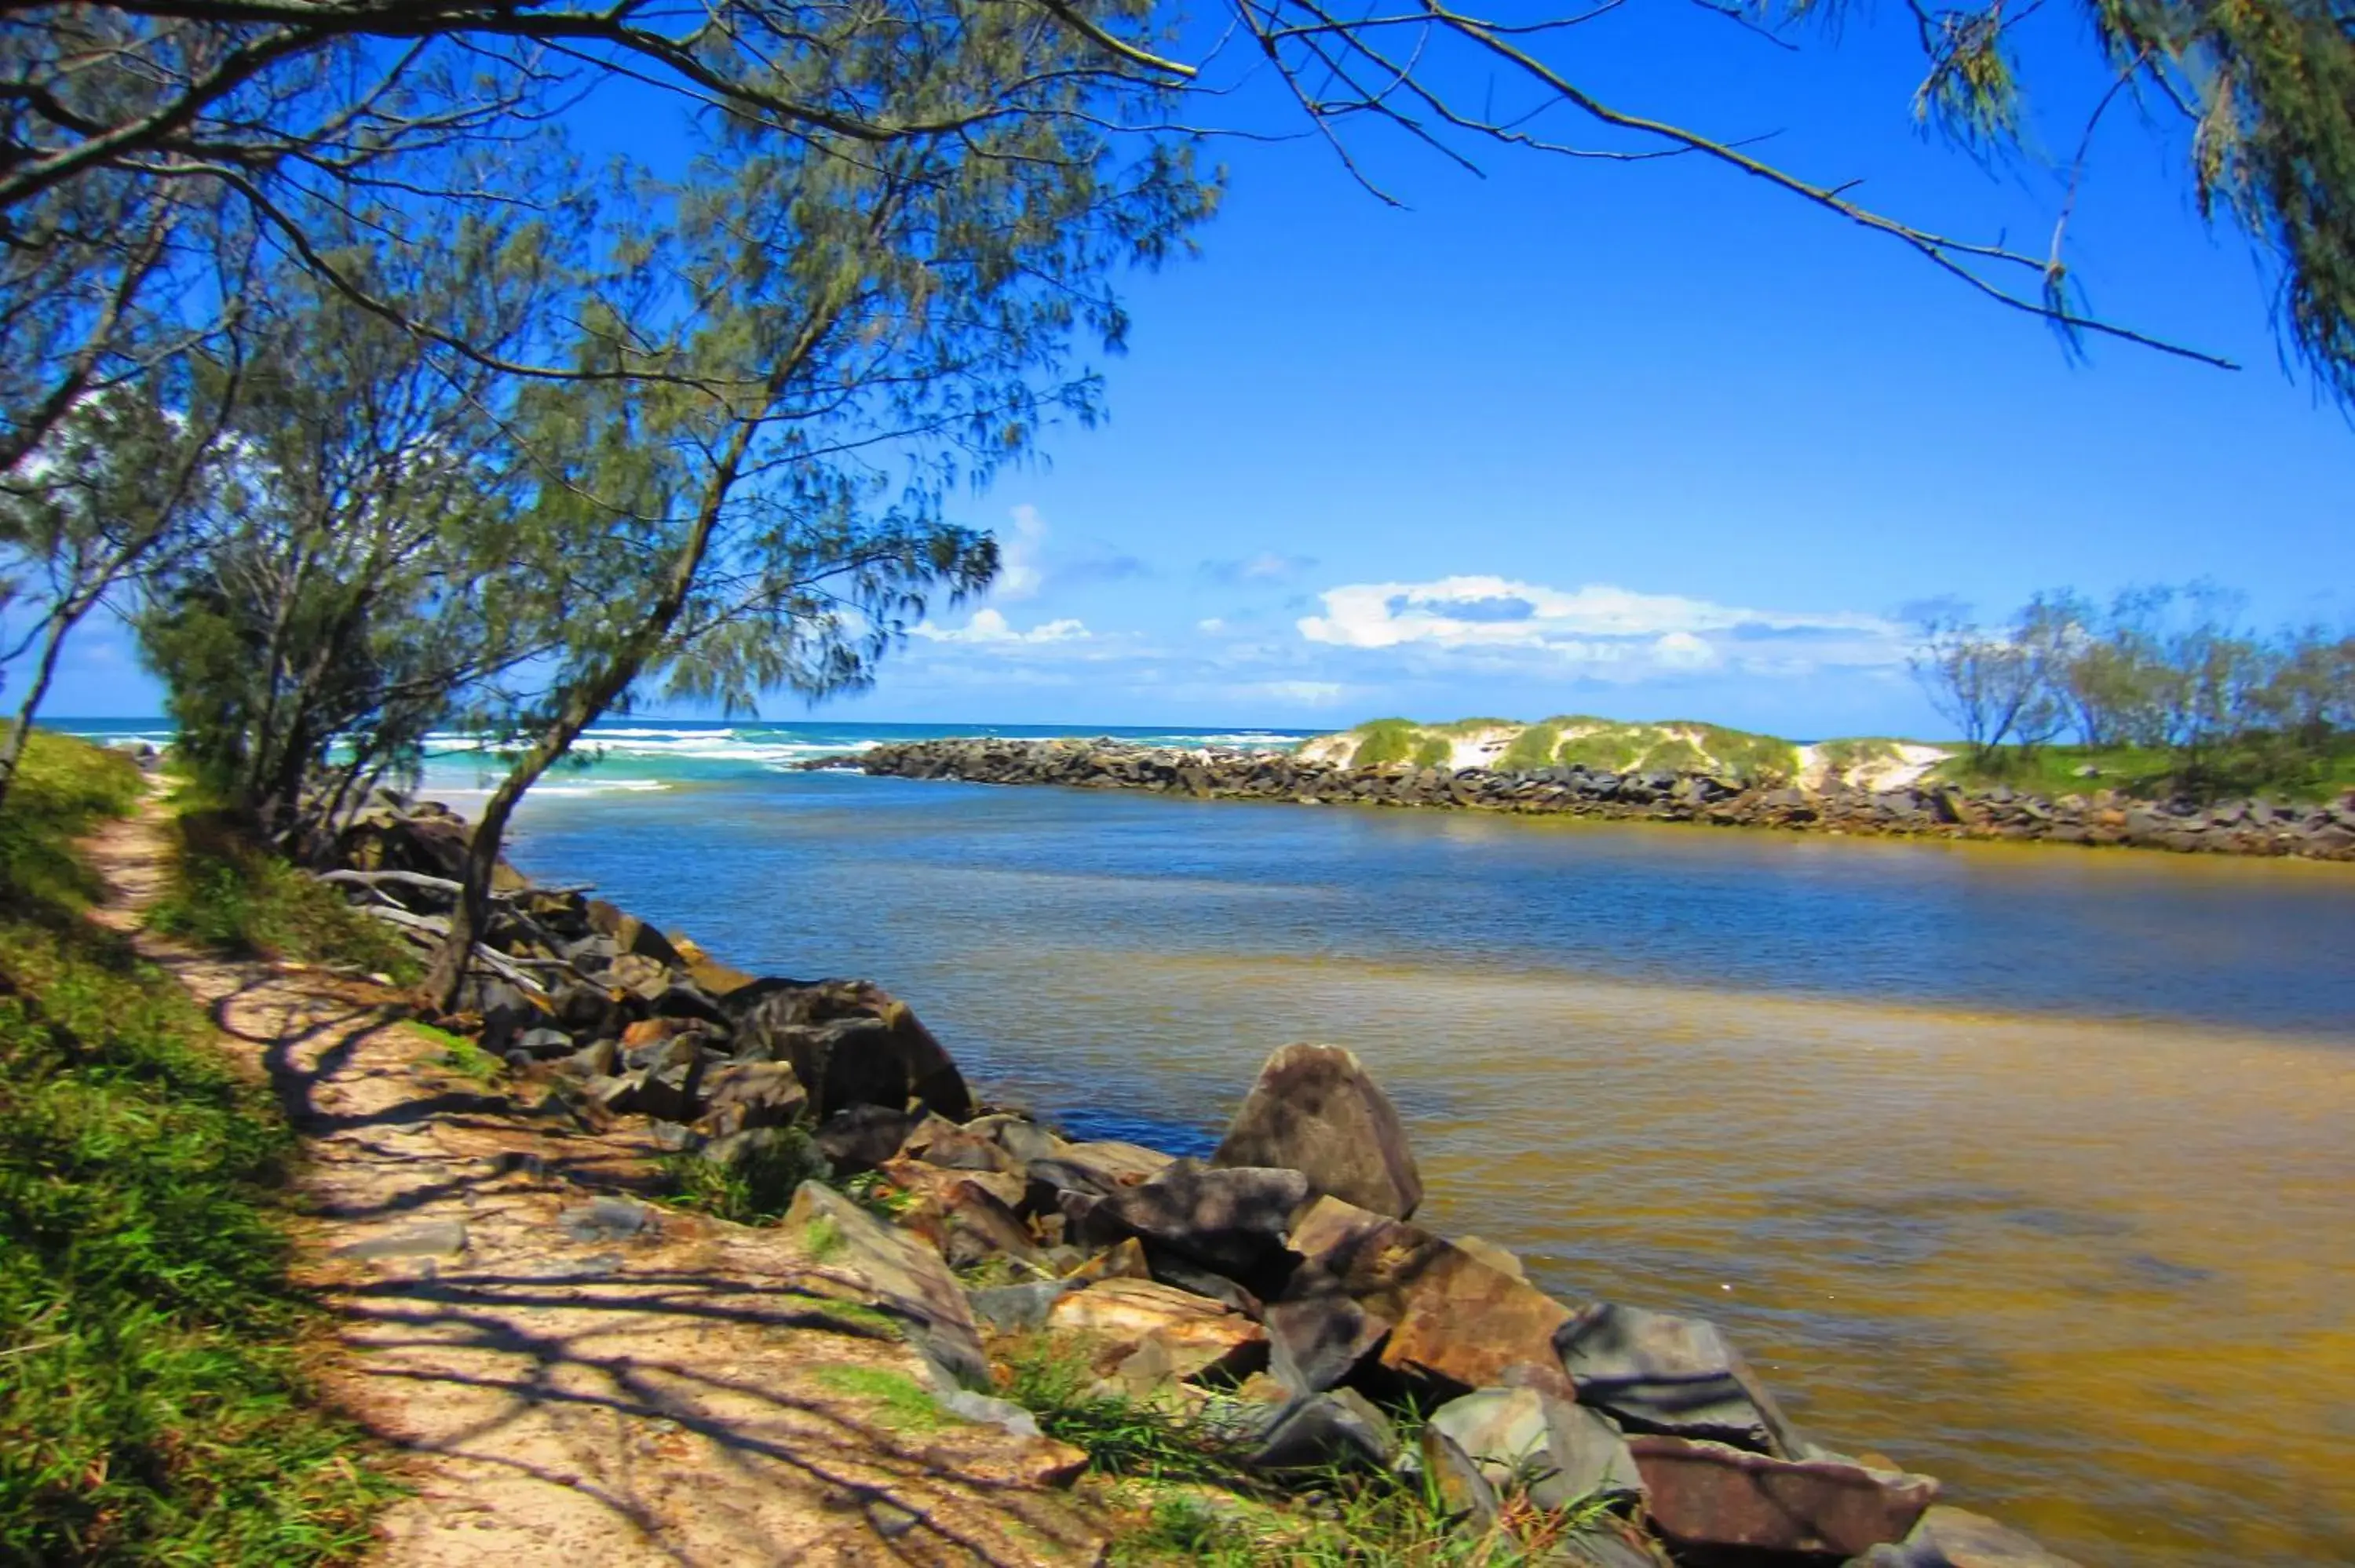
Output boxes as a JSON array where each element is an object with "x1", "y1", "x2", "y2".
[
  {"x1": 812, "y1": 1103, "x2": 918, "y2": 1174},
  {"x1": 1849, "y1": 1505, "x2": 2084, "y2": 1566},
  {"x1": 1142, "y1": 1243, "x2": 1264, "y2": 1318},
  {"x1": 1095, "y1": 1158, "x2": 1312, "y2": 1279},
  {"x1": 900, "y1": 1114, "x2": 1013, "y2": 1172},
  {"x1": 1556, "y1": 1301, "x2": 1800, "y2": 1457},
  {"x1": 695, "y1": 1060, "x2": 808, "y2": 1136},
  {"x1": 1246, "y1": 1387, "x2": 1399, "y2": 1472},
  {"x1": 784, "y1": 1180, "x2": 990, "y2": 1388},
  {"x1": 1262, "y1": 1272, "x2": 1391, "y2": 1394},
  {"x1": 1630, "y1": 1435, "x2": 1937, "y2": 1558},
  {"x1": 737, "y1": 979, "x2": 973, "y2": 1118},
  {"x1": 584, "y1": 899, "x2": 683, "y2": 967},
  {"x1": 1286, "y1": 1194, "x2": 1576, "y2": 1398},
  {"x1": 966, "y1": 1112, "x2": 1066, "y2": 1165},
  {"x1": 1210, "y1": 1042, "x2": 1424, "y2": 1220},
  {"x1": 1419, "y1": 1423, "x2": 1501, "y2": 1528},
  {"x1": 514, "y1": 1026, "x2": 578, "y2": 1059}
]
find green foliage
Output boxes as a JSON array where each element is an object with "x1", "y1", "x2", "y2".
[
  {"x1": 1349, "y1": 720, "x2": 1425, "y2": 768},
  {"x1": 1109, "y1": 1494, "x2": 1260, "y2": 1566},
  {"x1": 1680, "y1": 724, "x2": 1800, "y2": 784},
  {"x1": 1410, "y1": 736, "x2": 1452, "y2": 770},
  {"x1": 1494, "y1": 724, "x2": 1563, "y2": 774},
  {"x1": 995, "y1": 1333, "x2": 1250, "y2": 1483},
  {"x1": 1641, "y1": 737, "x2": 1709, "y2": 775},
  {"x1": 413, "y1": 1024, "x2": 504, "y2": 1084},
  {"x1": 147, "y1": 808, "x2": 420, "y2": 983},
  {"x1": 1551, "y1": 730, "x2": 1648, "y2": 773},
  {"x1": 0, "y1": 731, "x2": 142, "y2": 913},
  {"x1": 0, "y1": 733, "x2": 393, "y2": 1561},
  {"x1": 659, "y1": 1125, "x2": 831, "y2": 1225}
]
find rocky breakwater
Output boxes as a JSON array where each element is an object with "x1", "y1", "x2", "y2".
[
  {"x1": 316, "y1": 791, "x2": 2081, "y2": 1566},
  {"x1": 829, "y1": 737, "x2": 2355, "y2": 860}
]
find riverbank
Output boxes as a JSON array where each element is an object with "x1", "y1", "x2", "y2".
[
  {"x1": 282, "y1": 782, "x2": 2138, "y2": 1566},
  {"x1": 827, "y1": 735, "x2": 2355, "y2": 860}
]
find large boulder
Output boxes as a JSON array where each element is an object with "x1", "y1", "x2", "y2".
[
  {"x1": 1629, "y1": 1435, "x2": 1937, "y2": 1559},
  {"x1": 783, "y1": 1181, "x2": 988, "y2": 1389},
  {"x1": 1244, "y1": 1387, "x2": 1399, "y2": 1473},
  {"x1": 1210, "y1": 1043, "x2": 1423, "y2": 1219},
  {"x1": 1555, "y1": 1301, "x2": 1800, "y2": 1457},
  {"x1": 1283, "y1": 1195, "x2": 1578, "y2": 1397},
  {"x1": 1093, "y1": 1158, "x2": 1311, "y2": 1280},
  {"x1": 737, "y1": 979, "x2": 973, "y2": 1119},
  {"x1": 1425, "y1": 1385, "x2": 1641, "y2": 1512},
  {"x1": 695, "y1": 1060, "x2": 808, "y2": 1137},
  {"x1": 1852, "y1": 1506, "x2": 2084, "y2": 1567},
  {"x1": 584, "y1": 899, "x2": 683, "y2": 968}
]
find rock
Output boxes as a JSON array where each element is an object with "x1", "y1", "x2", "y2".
[
  {"x1": 585, "y1": 899, "x2": 683, "y2": 967},
  {"x1": 1454, "y1": 1235, "x2": 1527, "y2": 1280},
  {"x1": 966, "y1": 1279, "x2": 1073, "y2": 1333},
  {"x1": 899, "y1": 1114, "x2": 1013, "y2": 1172},
  {"x1": 604, "y1": 950, "x2": 673, "y2": 1002},
  {"x1": 1849, "y1": 1506, "x2": 2084, "y2": 1566},
  {"x1": 1141, "y1": 1244, "x2": 1264, "y2": 1317},
  {"x1": 557, "y1": 1196, "x2": 658, "y2": 1243},
  {"x1": 1630, "y1": 1435, "x2": 1937, "y2": 1558},
  {"x1": 511, "y1": 1026, "x2": 575, "y2": 1059},
  {"x1": 1063, "y1": 1236, "x2": 1153, "y2": 1282},
  {"x1": 1046, "y1": 1278, "x2": 1269, "y2": 1386},
  {"x1": 783, "y1": 1181, "x2": 990, "y2": 1389},
  {"x1": 966, "y1": 1112, "x2": 1066, "y2": 1165},
  {"x1": 1245, "y1": 1387, "x2": 1399, "y2": 1472},
  {"x1": 696, "y1": 1060, "x2": 809, "y2": 1136},
  {"x1": 557, "y1": 1037, "x2": 619, "y2": 1079},
  {"x1": 813, "y1": 1104, "x2": 918, "y2": 1175},
  {"x1": 737, "y1": 979, "x2": 973, "y2": 1119},
  {"x1": 634, "y1": 1051, "x2": 708, "y2": 1123},
  {"x1": 1555, "y1": 1301, "x2": 1799, "y2": 1457},
  {"x1": 1262, "y1": 1275, "x2": 1391, "y2": 1394},
  {"x1": 1425, "y1": 1385, "x2": 1641, "y2": 1511},
  {"x1": 700, "y1": 1124, "x2": 824, "y2": 1178},
  {"x1": 1048, "y1": 1138, "x2": 1174, "y2": 1190},
  {"x1": 1285, "y1": 1195, "x2": 1577, "y2": 1397},
  {"x1": 335, "y1": 1219, "x2": 469, "y2": 1260},
  {"x1": 1094, "y1": 1158, "x2": 1312, "y2": 1280},
  {"x1": 1210, "y1": 1043, "x2": 1424, "y2": 1219},
  {"x1": 1420, "y1": 1423, "x2": 1501, "y2": 1528}
]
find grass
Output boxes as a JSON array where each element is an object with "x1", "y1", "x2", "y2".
[
  {"x1": 809, "y1": 1364, "x2": 950, "y2": 1434},
  {"x1": 1347, "y1": 720, "x2": 1424, "y2": 769},
  {"x1": 0, "y1": 731, "x2": 396, "y2": 1563},
  {"x1": 147, "y1": 806, "x2": 420, "y2": 984},
  {"x1": 1928, "y1": 741, "x2": 2355, "y2": 803},
  {"x1": 996, "y1": 1333, "x2": 1251, "y2": 1484},
  {"x1": 657, "y1": 1122, "x2": 830, "y2": 1224},
  {"x1": 1492, "y1": 724, "x2": 1561, "y2": 774},
  {"x1": 407, "y1": 1022, "x2": 503, "y2": 1083}
]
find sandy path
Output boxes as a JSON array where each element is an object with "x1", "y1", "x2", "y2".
[{"x1": 82, "y1": 796, "x2": 1103, "y2": 1568}]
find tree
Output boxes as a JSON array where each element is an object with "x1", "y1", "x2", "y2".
[
  {"x1": 0, "y1": 373, "x2": 238, "y2": 814},
  {"x1": 3, "y1": 0, "x2": 2351, "y2": 458},
  {"x1": 417, "y1": 0, "x2": 1216, "y2": 1006},
  {"x1": 135, "y1": 229, "x2": 568, "y2": 840},
  {"x1": 1908, "y1": 606, "x2": 2063, "y2": 767}
]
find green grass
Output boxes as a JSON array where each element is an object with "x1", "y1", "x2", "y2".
[
  {"x1": 1348, "y1": 720, "x2": 1425, "y2": 769},
  {"x1": 147, "y1": 808, "x2": 420, "y2": 984},
  {"x1": 407, "y1": 1023, "x2": 503, "y2": 1084},
  {"x1": 658, "y1": 1123, "x2": 830, "y2": 1224},
  {"x1": 0, "y1": 731, "x2": 396, "y2": 1563},
  {"x1": 1410, "y1": 736, "x2": 1451, "y2": 770},
  {"x1": 1550, "y1": 731, "x2": 1647, "y2": 773},
  {"x1": 996, "y1": 1333, "x2": 1250, "y2": 1484},
  {"x1": 1680, "y1": 723, "x2": 1800, "y2": 785},
  {"x1": 1928, "y1": 742, "x2": 2355, "y2": 803},
  {"x1": 1493, "y1": 724, "x2": 1561, "y2": 774},
  {"x1": 809, "y1": 1364, "x2": 950, "y2": 1434}
]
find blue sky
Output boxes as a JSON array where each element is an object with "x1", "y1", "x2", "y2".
[{"x1": 31, "y1": 5, "x2": 2355, "y2": 737}]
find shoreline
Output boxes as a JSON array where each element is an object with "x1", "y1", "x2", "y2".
[{"x1": 822, "y1": 736, "x2": 2355, "y2": 862}]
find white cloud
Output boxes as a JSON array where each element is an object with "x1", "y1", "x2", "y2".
[
  {"x1": 1251, "y1": 680, "x2": 1348, "y2": 703},
  {"x1": 912, "y1": 608, "x2": 1091, "y2": 644},
  {"x1": 1196, "y1": 617, "x2": 1229, "y2": 634},
  {"x1": 1295, "y1": 575, "x2": 1900, "y2": 680},
  {"x1": 995, "y1": 505, "x2": 1049, "y2": 601}
]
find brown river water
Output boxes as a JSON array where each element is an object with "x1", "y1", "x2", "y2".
[{"x1": 504, "y1": 769, "x2": 2355, "y2": 1564}]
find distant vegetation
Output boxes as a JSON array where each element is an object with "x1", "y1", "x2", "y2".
[
  {"x1": 1911, "y1": 585, "x2": 2355, "y2": 800},
  {"x1": 1321, "y1": 716, "x2": 1806, "y2": 786}
]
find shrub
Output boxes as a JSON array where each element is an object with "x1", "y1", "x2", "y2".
[
  {"x1": 660, "y1": 1124, "x2": 831, "y2": 1223},
  {"x1": 148, "y1": 808, "x2": 420, "y2": 982},
  {"x1": 1349, "y1": 720, "x2": 1425, "y2": 768},
  {"x1": 1494, "y1": 724, "x2": 1562, "y2": 774}
]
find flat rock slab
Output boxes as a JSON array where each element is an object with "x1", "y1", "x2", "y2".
[
  {"x1": 1047, "y1": 1278, "x2": 1269, "y2": 1385},
  {"x1": 1557, "y1": 1300, "x2": 1799, "y2": 1457},
  {"x1": 1210, "y1": 1042, "x2": 1424, "y2": 1219},
  {"x1": 1630, "y1": 1435, "x2": 1938, "y2": 1558},
  {"x1": 787, "y1": 1180, "x2": 991, "y2": 1390},
  {"x1": 1426, "y1": 1385, "x2": 1641, "y2": 1511}
]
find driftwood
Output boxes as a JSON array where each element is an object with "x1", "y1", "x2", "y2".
[
  {"x1": 317, "y1": 869, "x2": 596, "y2": 900},
  {"x1": 359, "y1": 906, "x2": 550, "y2": 1001}
]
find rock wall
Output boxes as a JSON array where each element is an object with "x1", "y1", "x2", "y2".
[{"x1": 829, "y1": 738, "x2": 2355, "y2": 861}]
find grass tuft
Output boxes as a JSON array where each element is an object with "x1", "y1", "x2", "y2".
[
  {"x1": 659, "y1": 1123, "x2": 830, "y2": 1225},
  {"x1": 148, "y1": 808, "x2": 421, "y2": 983},
  {"x1": 810, "y1": 1364, "x2": 951, "y2": 1432}
]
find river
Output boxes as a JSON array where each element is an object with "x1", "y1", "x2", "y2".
[{"x1": 437, "y1": 734, "x2": 2355, "y2": 1564}]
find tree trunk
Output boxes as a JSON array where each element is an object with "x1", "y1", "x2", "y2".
[{"x1": 0, "y1": 606, "x2": 85, "y2": 818}]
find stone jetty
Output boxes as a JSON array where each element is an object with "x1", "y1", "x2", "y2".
[{"x1": 823, "y1": 735, "x2": 2355, "y2": 860}]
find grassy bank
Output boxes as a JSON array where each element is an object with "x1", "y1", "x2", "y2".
[
  {"x1": 147, "y1": 802, "x2": 420, "y2": 984},
  {"x1": 0, "y1": 731, "x2": 392, "y2": 1563},
  {"x1": 1926, "y1": 742, "x2": 2355, "y2": 802}
]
